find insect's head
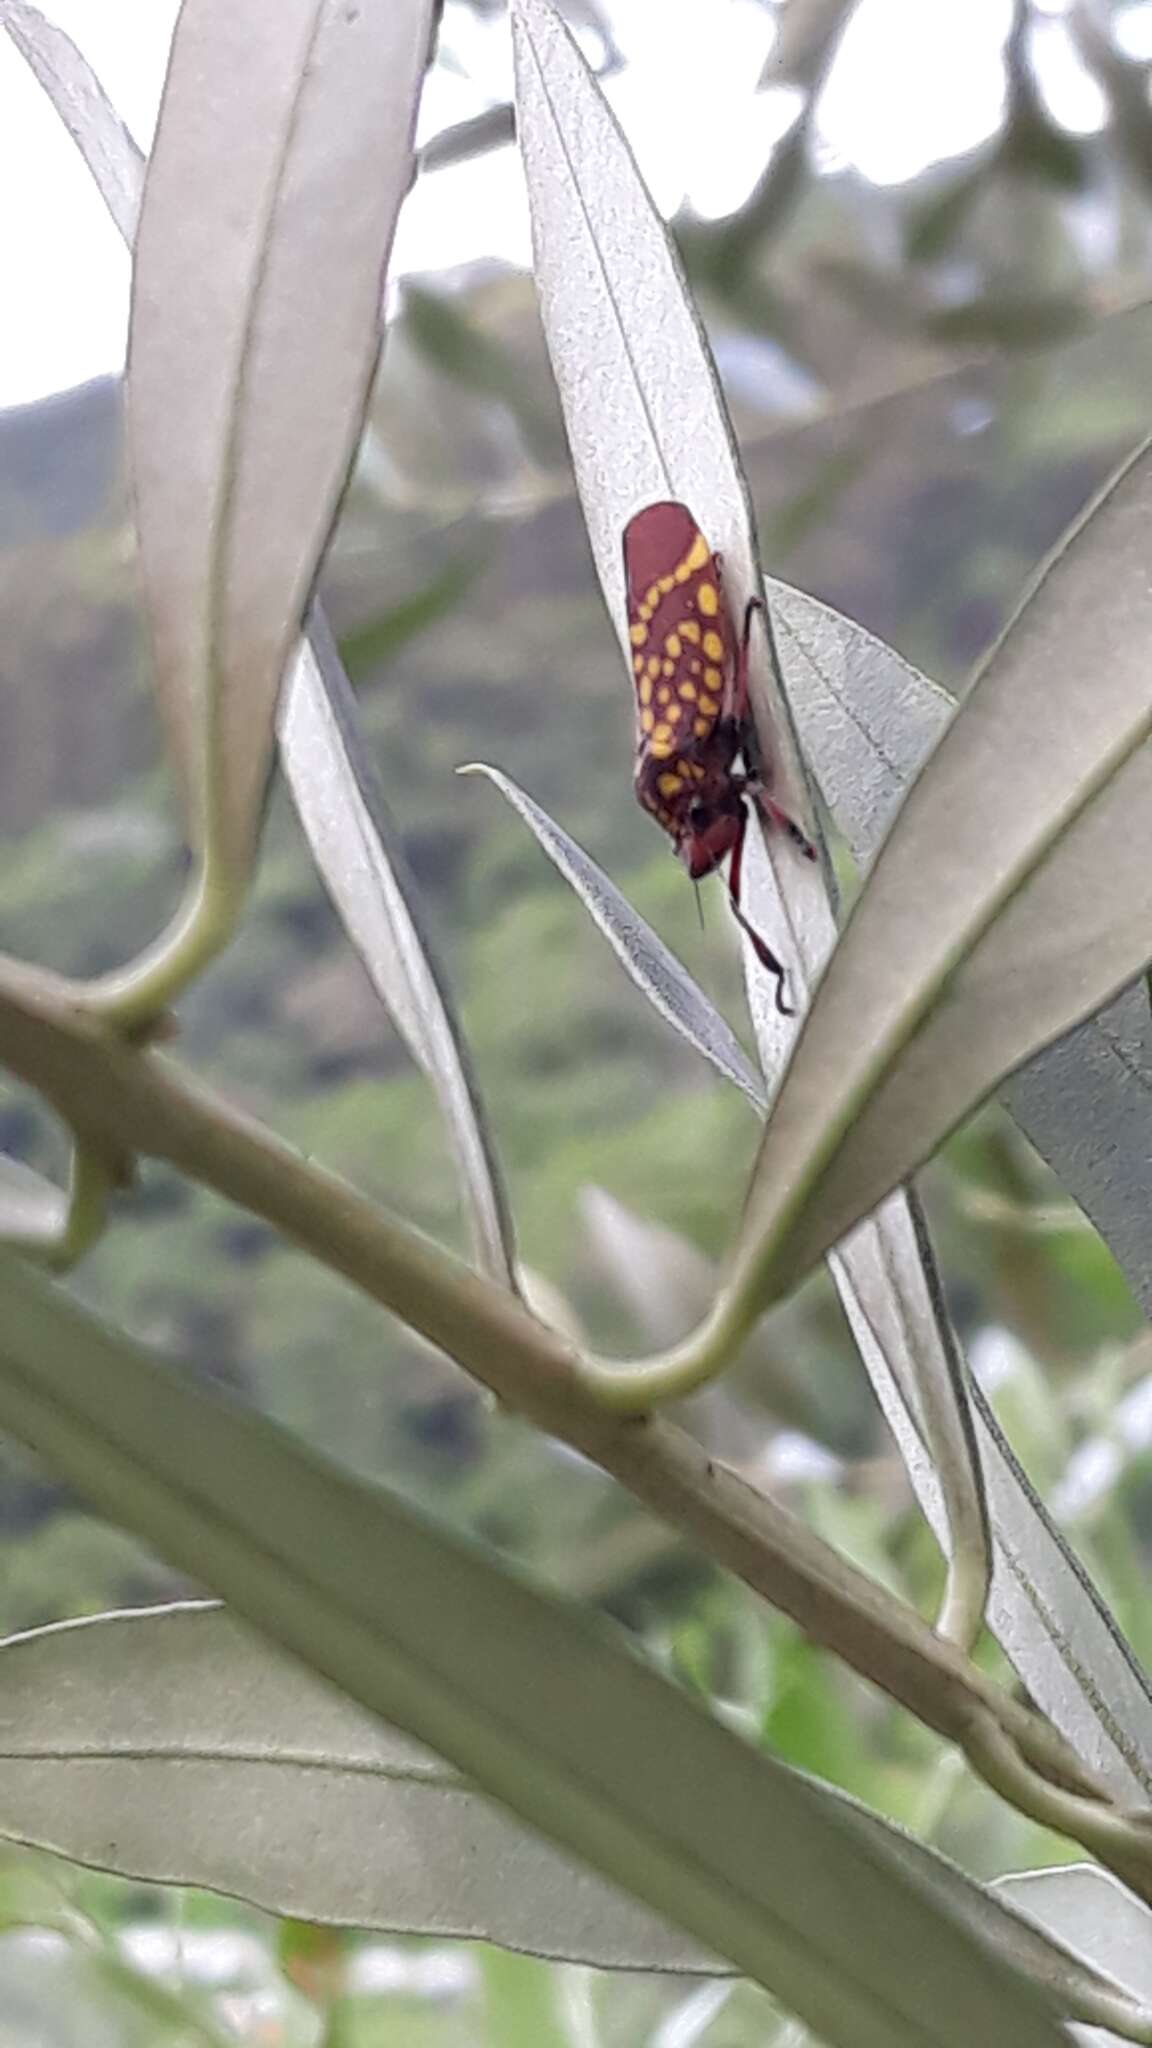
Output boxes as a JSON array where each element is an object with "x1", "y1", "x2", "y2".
[{"x1": 678, "y1": 796, "x2": 742, "y2": 880}]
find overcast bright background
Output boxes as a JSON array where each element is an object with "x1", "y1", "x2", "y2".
[{"x1": 0, "y1": 0, "x2": 1117, "y2": 411}]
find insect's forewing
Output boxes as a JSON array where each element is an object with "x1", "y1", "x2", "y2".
[{"x1": 623, "y1": 501, "x2": 732, "y2": 835}]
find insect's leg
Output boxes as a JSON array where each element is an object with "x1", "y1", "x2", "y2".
[
  {"x1": 726, "y1": 802, "x2": 794, "y2": 1017},
  {"x1": 719, "y1": 556, "x2": 818, "y2": 864},
  {"x1": 753, "y1": 789, "x2": 819, "y2": 863}
]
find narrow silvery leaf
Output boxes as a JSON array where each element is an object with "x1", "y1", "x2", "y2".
[
  {"x1": 463, "y1": 766, "x2": 767, "y2": 1111},
  {"x1": 508, "y1": 0, "x2": 990, "y2": 1646},
  {"x1": 0, "y1": 1606, "x2": 1129, "y2": 2038},
  {"x1": 731, "y1": 435, "x2": 1152, "y2": 1303},
  {"x1": 828, "y1": 1197, "x2": 989, "y2": 1646},
  {"x1": 279, "y1": 618, "x2": 517, "y2": 1291},
  {"x1": 128, "y1": 0, "x2": 433, "y2": 878},
  {"x1": 510, "y1": 0, "x2": 821, "y2": 921},
  {"x1": 0, "y1": 1253, "x2": 1075, "y2": 2047},
  {"x1": 0, "y1": 0, "x2": 143, "y2": 242},
  {"x1": 0, "y1": 15, "x2": 514, "y2": 1294}
]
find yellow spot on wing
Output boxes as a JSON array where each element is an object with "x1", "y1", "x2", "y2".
[
  {"x1": 697, "y1": 582, "x2": 719, "y2": 617},
  {"x1": 657, "y1": 771, "x2": 684, "y2": 797},
  {"x1": 652, "y1": 722, "x2": 672, "y2": 746},
  {"x1": 685, "y1": 534, "x2": 710, "y2": 572},
  {"x1": 629, "y1": 622, "x2": 648, "y2": 647},
  {"x1": 704, "y1": 666, "x2": 722, "y2": 689},
  {"x1": 644, "y1": 584, "x2": 660, "y2": 610},
  {"x1": 661, "y1": 659, "x2": 675, "y2": 678},
  {"x1": 657, "y1": 685, "x2": 671, "y2": 705},
  {"x1": 646, "y1": 655, "x2": 661, "y2": 679},
  {"x1": 702, "y1": 630, "x2": 724, "y2": 661},
  {"x1": 699, "y1": 694, "x2": 719, "y2": 716},
  {"x1": 664, "y1": 633, "x2": 681, "y2": 658},
  {"x1": 678, "y1": 680, "x2": 697, "y2": 700},
  {"x1": 639, "y1": 675, "x2": 652, "y2": 704},
  {"x1": 658, "y1": 574, "x2": 675, "y2": 594},
  {"x1": 681, "y1": 620, "x2": 701, "y2": 644},
  {"x1": 694, "y1": 717, "x2": 710, "y2": 737},
  {"x1": 641, "y1": 707, "x2": 655, "y2": 733}
]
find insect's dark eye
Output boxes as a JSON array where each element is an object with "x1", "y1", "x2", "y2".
[{"x1": 687, "y1": 798, "x2": 711, "y2": 826}]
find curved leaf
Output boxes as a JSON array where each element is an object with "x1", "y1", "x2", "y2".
[
  {"x1": 0, "y1": 7, "x2": 515, "y2": 1295},
  {"x1": 462, "y1": 765, "x2": 767, "y2": 1111},
  {"x1": 0, "y1": 1603, "x2": 714, "y2": 1972},
  {"x1": 127, "y1": 0, "x2": 432, "y2": 880},
  {"x1": 728, "y1": 581, "x2": 1152, "y2": 1796},
  {"x1": 772, "y1": 577, "x2": 1152, "y2": 1322},
  {"x1": 0, "y1": 1252, "x2": 1074, "y2": 2047},
  {"x1": 280, "y1": 620, "x2": 518, "y2": 1291},
  {"x1": 0, "y1": 0, "x2": 142, "y2": 241},
  {"x1": 730, "y1": 436, "x2": 1152, "y2": 1302},
  {"x1": 0, "y1": 1602, "x2": 1134, "y2": 2034}
]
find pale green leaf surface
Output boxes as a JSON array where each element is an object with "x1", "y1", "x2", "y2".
[
  {"x1": 128, "y1": 0, "x2": 432, "y2": 873},
  {"x1": 0, "y1": 1253, "x2": 1073, "y2": 2047},
  {"x1": 279, "y1": 619, "x2": 517, "y2": 1291},
  {"x1": 732, "y1": 436, "x2": 1152, "y2": 1302},
  {"x1": 0, "y1": 1598, "x2": 1128, "y2": 2038},
  {"x1": 510, "y1": 0, "x2": 988, "y2": 1645},
  {"x1": 0, "y1": 1603, "x2": 712, "y2": 1972}
]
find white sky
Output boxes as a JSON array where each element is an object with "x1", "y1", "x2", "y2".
[{"x1": 0, "y1": 0, "x2": 1108, "y2": 412}]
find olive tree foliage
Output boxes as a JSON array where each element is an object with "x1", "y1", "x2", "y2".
[{"x1": 2, "y1": 1, "x2": 1152, "y2": 2043}]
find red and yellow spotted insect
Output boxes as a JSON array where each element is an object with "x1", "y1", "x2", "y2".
[{"x1": 622, "y1": 499, "x2": 815, "y2": 1016}]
